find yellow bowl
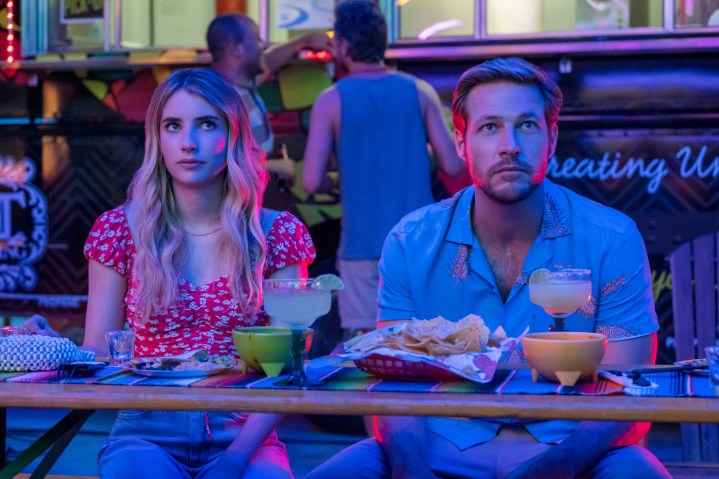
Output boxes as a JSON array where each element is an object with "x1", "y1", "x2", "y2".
[
  {"x1": 520, "y1": 332, "x2": 607, "y2": 386},
  {"x1": 232, "y1": 326, "x2": 311, "y2": 377}
]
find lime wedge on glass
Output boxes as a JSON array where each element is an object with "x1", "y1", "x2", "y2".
[
  {"x1": 529, "y1": 268, "x2": 551, "y2": 284},
  {"x1": 312, "y1": 274, "x2": 345, "y2": 291}
]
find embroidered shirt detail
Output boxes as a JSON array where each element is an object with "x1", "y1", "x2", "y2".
[
  {"x1": 444, "y1": 193, "x2": 462, "y2": 209},
  {"x1": 448, "y1": 244, "x2": 470, "y2": 283},
  {"x1": 541, "y1": 193, "x2": 571, "y2": 239},
  {"x1": 600, "y1": 275, "x2": 627, "y2": 298},
  {"x1": 578, "y1": 294, "x2": 597, "y2": 319},
  {"x1": 515, "y1": 270, "x2": 529, "y2": 288},
  {"x1": 596, "y1": 325, "x2": 642, "y2": 339}
]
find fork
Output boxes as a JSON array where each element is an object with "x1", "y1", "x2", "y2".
[{"x1": 606, "y1": 364, "x2": 708, "y2": 387}]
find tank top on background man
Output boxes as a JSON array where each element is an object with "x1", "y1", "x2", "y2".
[{"x1": 336, "y1": 71, "x2": 434, "y2": 260}]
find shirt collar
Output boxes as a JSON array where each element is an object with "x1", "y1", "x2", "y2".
[
  {"x1": 444, "y1": 187, "x2": 476, "y2": 245},
  {"x1": 444, "y1": 180, "x2": 573, "y2": 246}
]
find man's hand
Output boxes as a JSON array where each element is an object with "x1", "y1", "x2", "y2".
[
  {"x1": 505, "y1": 448, "x2": 574, "y2": 479},
  {"x1": 266, "y1": 156, "x2": 296, "y2": 188},
  {"x1": 375, "y1": 416, "x2": 439, "y2": 479},
  {"x1": 392, "y1": 466, "x2": 440, "y2": 479},
  {"x1": 23, "y1": 314, "x2": 60, "y2": 337},
  {"x1": 262, "y1": 33, "x2": 333, "y2": 75},
  {"x1": 299, "y1": 32, "x2": 333, "y2": 52}
]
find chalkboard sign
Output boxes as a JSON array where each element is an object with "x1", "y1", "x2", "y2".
[{"x1": 61, "y1": 0, "x2": 104, "y2": 24}]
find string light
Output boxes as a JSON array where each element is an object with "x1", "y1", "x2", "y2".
[{"x1": 6, "y1": 0, "x2": 14, "y2": 63}]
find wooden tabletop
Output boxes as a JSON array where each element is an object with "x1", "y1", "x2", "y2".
[{"x1": 1, "y1": 380, "x2": 718, "y2": 423}]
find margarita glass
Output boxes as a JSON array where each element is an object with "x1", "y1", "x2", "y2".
[
  {"x1": 528, "y1": 268, "x2": 592, "y2": 332},
  {"x1": 263, "y1": 278, "x2": 332, "y2": 387}
]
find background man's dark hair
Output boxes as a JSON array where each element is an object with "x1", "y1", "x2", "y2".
[
  {"x1": 334, "y1": 0, "x2": 387, "y2": 63},
  {"x1": 207, "y1": 13, "x2": 249, "y2": 62}
]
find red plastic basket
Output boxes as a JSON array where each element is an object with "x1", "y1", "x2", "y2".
[{"x1": 354, "y1": 354, "x2": 461, "y2": 381}]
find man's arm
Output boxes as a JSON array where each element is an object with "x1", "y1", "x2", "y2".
[
  {"x1": 416, "y1": 79, "x2": 464, "y2": 178},
  {"x1": 506, "y1": 421, "x2": 638, "y2": 479},
  {"x1": 266, "y1": 144, "x2": 296, "y2": 187},
  {"x1": 377, "y1": 227, "x2": 418, "y2": 321},
  {"x1": 375, "y1": 416, "x2": 440, "y2": 479},
  {"x1": 507, "y1": 333, "x2": 657, "y2": 479},
  {"x1": 262, "y1": 33, "x2": 332, "y2": 75},
  {"x1": 302, "y1": 87, "x2": 339, "y2": 193},
  {"x1": 603, "y1": 333, "x2": 657, "y2": 365}
]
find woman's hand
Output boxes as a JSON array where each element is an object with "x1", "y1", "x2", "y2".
[
  {"x1": 202, "y1": 452, "x2": 250, "y2": 479},
  {"x1": 23, "y1": 314, "x2": 60, "y2": 337}
]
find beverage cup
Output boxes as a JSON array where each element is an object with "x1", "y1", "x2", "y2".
[
  {"x1": 0, "y1": 325, "x2": 31, "y2": 337},
  {"x1": 705, "y1": 346, "x2": 719, "y2": 388},
  {"x1": 105, "y1": 330, "x2": 136, "y2": 365}
]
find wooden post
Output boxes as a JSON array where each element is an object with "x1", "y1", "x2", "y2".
[{"x1": 216, "y1": 0, "x2": 247, "y2": 15}]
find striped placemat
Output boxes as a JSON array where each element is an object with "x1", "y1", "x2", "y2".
[{"x1": 2, "y1": 365, "x2": 715, "y2": 398}]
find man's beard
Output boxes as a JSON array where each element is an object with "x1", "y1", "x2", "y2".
[
  {"x1": 470, "y1": 161, "x2": 543, "y2": 205},
  {"x1": 475, "y1": 178, "x2": 540, "y2": 204},
  {"x1": 471, "y1": 160, "x2": 543, "y2": 204}
]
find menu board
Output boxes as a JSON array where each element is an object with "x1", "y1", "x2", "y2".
[{"x1": 61, "y1": 0, "x2": 104, "y2": 24}]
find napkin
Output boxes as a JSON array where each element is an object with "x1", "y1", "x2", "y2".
[{"x1": 599, "y1": 370, "x2": 659, "y2": 388}]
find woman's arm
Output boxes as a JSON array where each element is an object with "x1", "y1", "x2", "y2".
[
  {"x1": 205, "y1": 264, "x2": 308, "y2": 476},
  {"x1": 82, "y1": 259, "x2": 128, "y2": 354},
  {"x1": 206, "y1": 413, "x2": 284, "y2": 478},
  {"x1": 23, "y1": 259, "x2": 128, "y2": 351}
]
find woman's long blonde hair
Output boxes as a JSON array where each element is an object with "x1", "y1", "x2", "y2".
[{"x1": 127, "y1": 68, "x2": 268, "y2": 321}]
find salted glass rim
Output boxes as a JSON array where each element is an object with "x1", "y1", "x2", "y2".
[
  {"x1": 263, "y1": 278, "x2": 316, "y2": 288},
  {"x1": 545, "y1": 268, "x2": 591, "y2": 276}
]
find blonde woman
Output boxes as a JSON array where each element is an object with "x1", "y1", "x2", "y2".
[{"x1": 32, "y1": 69, "x2": 315, "y2": 478}]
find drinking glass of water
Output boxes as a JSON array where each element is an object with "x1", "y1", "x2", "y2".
[{"x1": 105, "y1": 330, "x2": 136, "y2": 365}]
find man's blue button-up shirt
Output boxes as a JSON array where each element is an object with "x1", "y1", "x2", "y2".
[{"x1": 377, "y1": 180, "x2": 658, "y2": 446}]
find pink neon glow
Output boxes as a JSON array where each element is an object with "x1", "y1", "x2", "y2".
[
  {"x1": 6, "y1": 0, "x2": 13, "y2": 63},
  {"x1": 417, "y1": 19, "x2": 462, "y2": 40}
]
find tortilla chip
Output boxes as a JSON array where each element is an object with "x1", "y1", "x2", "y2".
[{"x1": 348, "y1": 314, "x2": 490, "y2": 356}]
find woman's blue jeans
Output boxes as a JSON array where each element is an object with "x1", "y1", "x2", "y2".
[{"x1": 98, "y1": 410, "x2": 292, "y2": 479}]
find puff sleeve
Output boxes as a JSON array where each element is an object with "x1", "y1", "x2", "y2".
[
  {"x1": 264, "y1": 211, "x2": 316, "y2": 277},
  {"x1": 83, "y1": 206, "x2": 134, "y2": 277}
]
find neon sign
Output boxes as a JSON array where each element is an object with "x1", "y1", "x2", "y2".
[{"x1": 0, "y1": 155, "x2": 48, "y2": 291}]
